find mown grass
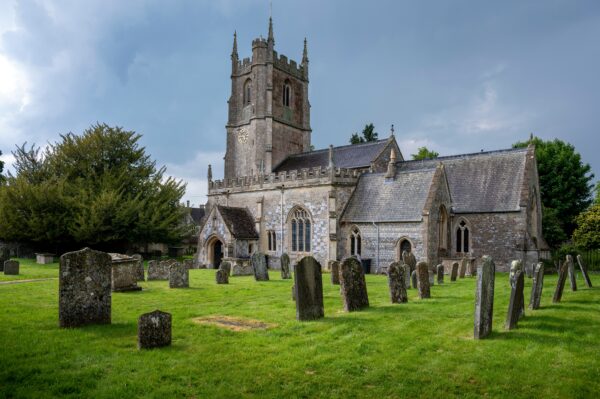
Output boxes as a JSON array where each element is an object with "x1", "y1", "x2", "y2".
[
  {"x1": 0, "y1": 258, "x2": 58, "y2": 281},
  {"x1": 0, "y1": 261, "x2": 598, "y2": 398}
]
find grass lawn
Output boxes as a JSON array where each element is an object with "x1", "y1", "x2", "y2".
[
  {"x1": 0, "y1": 258, "x2": 58, "y2": 282},
  {"x1": 1, "y1": 261, "x2": 599, "y2": 398}
]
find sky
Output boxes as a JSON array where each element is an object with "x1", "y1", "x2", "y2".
[{"x1": 1, "y1": 0, "x2": 599, "y2": 206}]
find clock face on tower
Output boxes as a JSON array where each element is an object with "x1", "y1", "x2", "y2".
[{"x1": 237, "y1": 127, "x2": 248, "y2": 144}]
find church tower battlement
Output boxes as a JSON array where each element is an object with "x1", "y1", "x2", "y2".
[{"x1": 224, "y1": 18, "x2": 311, "y2": 180}]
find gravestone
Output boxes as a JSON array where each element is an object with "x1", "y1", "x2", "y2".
[
  {"x1": 138, "y1": 310, "x2": 171, "y2": 349},
  {"x1": 387, "y1": 262, "x2": 408, "y2": 303},
  {"x1": 291, "y1": 284, "x2": 296, "y2": 301},
  {"x1": 339, "y1": 257, "x2": 369, "y2": 312},
  {"x1": 252, "y1": 252, "x2": 269, "y2": 281},
  {"x1": 509, "y1": 260, "x2": 525, "y2": 319},
  {"x1": 467, "y1": 259, "x2": 476, "y2": 277},
  {"x1": 59, "y1": 247, "x2": 112, "y2": 328},
  {"x1": 428, "y1": 269, "x2": 435, "y2": 286},
  {"x1": 231, "y1": 263, "x2": 253, "y2": 276},
  {"x1": 111, "y1": 255, "x2": 142, "y2": 292},
  {"x1": 132, "y1": 254, "x2": 144, "y2": 281},
  {"x1": 416, "y1": 261, "x2": 431, "y2": 299},
  {"x1": 529, "y1": 262, "x2": 544, "y2": 310},
  {"x1": 402, "y1": 263, "x2": 411, "y2": 289},
  {"x1": 219, "y1": 261, "x2": 232, "y2": 276},
  {"x1": 216, "y1": 269, "x2": 229, "y2": 284},
  {"x1": 281, "y1": 253, "x2": 291, "y2": 279},
  {"x1": 4, "y1": 260, "x2": 19, "y2": 275},
  {"x1": 36, "y1": 253, "x2": 54, "y2": 265},
  {"x1": 505, "y1": 270, "x2": 524, "y2": 330},
  {"x1": 436, "y1": 264, "x2": 444, "y2": 284},
  {"x1": 169, "y1": 262, "x2": 189, "y2": 288},
  {"x1": 566, "y1": 255, "x2": 577, "y2": 292},
  {"x1": 183, "y1": 259, "x2": 194, "y2": 270},
  {"x1": 329, "y1": 260, "x2": 340, "y2": 285},
  {"x1": 576, "y1": 255, "x2": 593, "y2": 288},
  {"x1": 402, "y1": 250, "x2": 417, "y2": 272},
  {"x1": 411, "y1": 270, "x2": 418, "y2": 289},
  {"x1": 450, "y1": 262, "x2": 459, "y2": 282},
  {"x1": 293, "y1": 256, "x2": 324, "y2": 321},
  {"x1": 552, "y1": 260, "x2": 569, "y2": 303},
  {"x1": 459, "y1": 257, "x2": 468, "y2": 278},
  {"x1": 474, "y1": 256, "x2": 495, "y2": 339},
  {"x1": 0, "y1": 248, "x2": 9, "y2": 271},
  {"x1": 147, "y1": 260, "x2": 169, "y2": 280}
]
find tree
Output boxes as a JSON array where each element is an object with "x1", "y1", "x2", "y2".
[
  {"x1": 411, "y1": 147, "x2": 439, "y2": 160},
  {"x1": 513, "y1": 135, "x2": 594, "y2": 247},
  {"x1": 595, "y1": 181, "x2": 600, "y2": 205},
  {"x1": 349, "y1": 123, "x2": 378, "y2": 144},
  {"x1": 573, "y1": 203, "x2": 600, "y2": 250},
  {"x1": 0, "y1": 150, "x2": 4, "y2": 183},
  {"x1": 0, "y1": 123, "x2": 187, "y2": 253}
]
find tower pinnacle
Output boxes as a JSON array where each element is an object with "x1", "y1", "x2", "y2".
[
  {"x1": 231, "y1": 31, "x2": 238, "y2": 60},
  {"x1": 302, "y1": 38, "x2": 308, "y2": 64},
  {"x1": 268, "y1": 17, "x2": 274, "y2": 45}
]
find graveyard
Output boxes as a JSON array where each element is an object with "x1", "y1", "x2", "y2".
[{"x1": 1, "y1": 257, "x2": 599, "y2": 398}]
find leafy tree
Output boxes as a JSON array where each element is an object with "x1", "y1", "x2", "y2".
[
  {"x1": 513, "y1": 135, "x2": 594, "y2": 246},
  {"x1": 595, "y1": 181, "x2": 600, "y2": 205},
  {"x1": 349, "y1": 123, "x2": 378, "y2": 144},
  {"x1": 573, "y1": 203, "x2": 600, "y2": 250},
  {"x1": 411, "y1": 147, "x2": 439, "y2": 160},
  {"x1": 0, "y1": 123, "x2": 187, "y2": 253}
]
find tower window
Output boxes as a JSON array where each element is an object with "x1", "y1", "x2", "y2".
[
  {"x1": 283, "y1": 81, "x2": 291, "y2": 107},
  {"x1": 289, "y1": 207, "x2": 311, "y2": 253},
  {"x1": 267, "y1": 230, "x2": 277, "y2": 252},
  {"x1": 244, "y1": 79, "x2": 252, "y2": 105},
  {"x1": 456, "y1": 220, "x2": 470, "y2": 253}
]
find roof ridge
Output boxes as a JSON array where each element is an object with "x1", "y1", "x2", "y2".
[
  {"x1": 284, "y1": 139, "x2": 389, "y2": 159},
  {"x1": 399, "y1": 147, "x2": 527, "y2": 165}
]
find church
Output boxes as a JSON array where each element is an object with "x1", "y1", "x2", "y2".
[{"x1": 195, "y1": 18, "x2": 547, "y2": 273}]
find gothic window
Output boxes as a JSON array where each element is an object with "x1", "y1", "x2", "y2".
[
  {"x1": 289, "y1": 207, "x2": 311, "y2": 253},
  {"x1": 438, "y1": 205, "x2": 448, "y2": 250},
  {"x1": 283, "y1": 81, "x2": 291, "y2": 107},
  {"x1": 456, "y1": 220, "x2": 470, "y2": 253},
  {"x1": 243, "y1": 79, "x2": 252, "y2": 106},
  {"x1": 350, "y1": 227, "x2": 362, "y2": 256},
  {"x1": 267, "y1": 230, "x2": 277, "y2": 252}
]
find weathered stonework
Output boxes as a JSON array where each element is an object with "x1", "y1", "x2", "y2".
[
  {"x1": 280, "y1": 253, "x2": 291, "y2": 279},
  {"x1": 450, "y1": 262, "x2": 459, "y2": 281},
  {"x1": 339, "y1": 257, "x2": 369, "y2": 311},
  {"x1": 576, "y1": 255, "x2": 593, "y2": 288},
  {"x1": 3, "y1": 260, "x2": 19, "y2": 275},
  {"x1": 329, "y1": 260, "x2": 340, "y2": 285},
  {"x1": 252, "y1": 252, "x2": 269, "y2": 281},
  {"x1": 436, "y1": 264, "x2": 444, "y2": 284},
  {"x1": 293, "y1": 256, "x2": 324, "y2": 320},
  {"x1": 411, "y1": 270, "x2": 417, "y2": 289},
  {"x1": 402, "y1": 263, "x2": 411, "y2": 289},
  {"x1": 147, "y1": 260, "x2": 169, "y2": 281},
  {"x1": 459, "y1": 257, "x2": 468, "y2": 278},
  {"x1": 216, "y1": 269, "x2": 229, "y2": 284},
  {"x1": 506, "y1": 270, "x2": 524, "y2": 330},
  {"x1": 529, "y1": 262, "x2": 544, "y2": 310},
  {"x1": 138, "y1": 310, "x2": 171, "y2": 349},
  {"x1": 566, "y1": 255, "x2": 577, "y2": 292},
  {"x1": 220, "y1": 261, "x2": 232, "y2": 276},
  {"x1": 169, "y1": 262, "x2": 189, "y2": 288},
  {"x1": 387, "y1": 262, "x2": 408, "y2": 303},
  {"x1": 474, "y1": 256, "x2": 495, "y2": 339},
  {"x1": 110, "y1": 254, "x2": 142, "y2": 292},
  {"x1": 416, "y1": 261, "x2": 430, "y2": 299},
  {"x1": 509, "y1": 260, "x2": 525, "y2": 319},
  {"x1": 553, "y1": 260, "x2": 569, "y2": 303},
  {"x1": 132, "y1": 254, "x2": 145, "y2": 281}
]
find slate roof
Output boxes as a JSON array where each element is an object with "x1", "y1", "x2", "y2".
[
  {"x1": 397, "y1": 147, "x2": 528, "y2": 213},
  {"x1": 273, "y1": 139, "x2": 391, "y2": 172},
  {"x1": 189, "y1": 207, "x2": 206, "y2": 224},
  {"x1": 217, "y1": 206, "x2": 259, "y2": 239},
  {"x1": 342, "y1": 169, "x2": 437, "y2": 223}
]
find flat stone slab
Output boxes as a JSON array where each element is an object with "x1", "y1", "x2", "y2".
[
  {"x1": 436, "y1": 264, "x2": 444, "y2": 284},
  {"x1": 474, "y1": 256, "x2": 495, "y2": 339},
  {"x1": 506, "y1": 270, "x2": 524, "y2": 330},
  {"x1": 330, "y1": 260, "x2": 340, "y2": 285},
  {"x1": 110, "y1": 255, "x2": 142, "y2": 292},
  {"x1": 387, "y1": 262, "x2": 408, "y2": 303},
  {"x1": 281, "y1": 254, "x2": 291, "y2": 279},
  {"x1": 147, "y1": 260, "x2": 169, "y2": 280},
  {"x1": 252, "y1": 252, "x2": 269, "y2": 281},
  {"x1": 293, "y1": 256, "x2": 324, "y2": 321},
  {"x1": 169, "y1": 262, "x2": 189, "y2": 288},
  {"x1": 192, "y1": 316, "x2": 276, "y2": 332},
  {"x1": 577, "y1": 255, "x2": 593, "y2": 288},
  {"x1": 216, "y1": 269, "x2": 229, "y2": 284},
  {"x1": 529, "y1": 262, "x2": 544, "y2": 310},
  {"x1": 553, "y1": 259, "x2": 569, "y2": 303},
  {"x1": 339, "y1": 257, "x2": 369, "y2": 312},
  {"x1": 231, "y1": 263, "x2": 254, "y2": 276},
  {"x1": 567, "y1": 255, "x2": 577, "y2": 292},
  {"x1": 416, "y1": 261, "x2": 431, "y2": 299},
  {"x1": 138, "y1": 310, "x2": 171, "y2": 349}
]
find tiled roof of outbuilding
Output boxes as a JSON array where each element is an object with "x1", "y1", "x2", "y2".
[
  {"x1": 189, "y1": 208, "x2": 206, "y2": 224},
  {"x1": 217, "y1": 206, "x2": 259, "y2": 239}
]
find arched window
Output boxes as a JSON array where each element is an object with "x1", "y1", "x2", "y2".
[
  {"x1": 289, "y1": 207, "x2": 311, "y2": 253},
  {"x1": 283, "y1": 81, "x2": 291, "y2": 107},
  {"x1": 439, "y1": 205, "x2": 448, "y2": 250},
  {"x1": 456, "y1": 220, "x2": 470, "y2": 253},
  {"x1": 267, "y1": 230, "x2": 277, "y2": 251},
  {"x1": 243, "y1": 79, "x2": 252, "y2": 106},
  {"x1": 350, "y1": 227, "x2": 362, "y2": 256}
]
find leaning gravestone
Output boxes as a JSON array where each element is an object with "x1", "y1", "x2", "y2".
[
  {"x1": 147, "y1": 260, "x2": 169, "y2": 280},
  {"x1": 576, "y1": 255, "x2": 593, "y2": 288},
  {"x1": 339, "y1": 257, "x2": 369, "y2": 312},
  {"x1": 474, "y1": 256, "x2": 495, "y2": 339},
  {"x1": 169, "y1": 262, "x2": 189, "y2": 288},
  {"x1": 138, "y1": 310, "x2": 171, "y2": 349},
  {"x1": 59, "y1": 248, "x2": 112, "y2": 328},
  {"x1": 132, "y1": 254, "x2": 145, "y2": 281},
  {"x1": 216, "y1": 269, "x2": 229, "y2": 284},
  {"x1": 401, "y1": 264, "x2": 411, "y2": 289},
  {"x1": 0, "y1": 248, "x2": 9, "y2": 271},
  {"x1": 553, "y1": 259, "x2": 569, "y2": 303},
  {"x1": 411, "y1": 270, "x2": 417, "y2": 289},
  {"x1": 293, "y1": 256, "x2": 324, "y2": 321},
  {"x1": 436, "y1": 264, "x2": 444, "y2": 284},
  {"x1": 459, "y1": 257, "x2": 468, "y2": 278},
  {"x1": 219, "y1": 261, "x2": 232, "y2": 276},
  {"x1": 416, "y1": 261, "x2": 431, "y2": 299},
  {"x1": 252, "y1": 252, "x2": 269, "y2": 281},
  {"x1": 329, "y1": 260, "x2": 340, "y2": 285},
  {"x1": 402, "y1": 250, "x2": 417, "y2": 272},
  {"x1": 566, "y1": 255, "x2": 577, "y2": 292},
  {"x1": 509, "y1": 260, "x2": 525, "y2": 319},
  {"x1": 4, "y1": 260, "x2": 19, "y2": 275},
  {"x1": 450, "y1": 262, "x2": 459, "y2": 282},
  {"x1": 281, "y1": 253, "x2": 291, "y2": 279},
  {"x1": 529, "y1": 262, "x2": 544, "y2": 310},
  {"x1": 387, "y1": 262, "x2": 408, "y2": 303},
  {"x1": 505, "y1": 269, "x2": 524, "y2": 330}
]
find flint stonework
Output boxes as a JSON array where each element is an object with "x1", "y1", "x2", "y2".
[
  {"x1": 293, "y1": 256, "x2": 324, "y2": 321},
  {"x1": 59, "y1": 248, "x2": 112, "y2": 328},
  {"x1": 566, "y1": 255, "x2": 577, "y2": 292},
  {"x1": 329, "y1": 260, "x2": 340, "y2": 285},
  {"x1": 252, "y1": 252, "x2": 269, "y2": 281},
  {"x1": 3, "y1": 260, "x2": 19, "y2": 275},
  {"x1": 138, "y1": 310, "x2": 171, "y2": 349},
  {"x1": 281, "y1": 253, "x2": 291, "y2": 279},
  {"x1": 505, "y1": 270, "x2": 524, "y2": 330},
  {"x1": 387, "y1": 262, "x2": 408, "y2": 303},
  {"x1": 529, "y1": 262, "x2": 544, "y2": 310},
  {"x1": 216, "y1": 269, "x2": 229, "y2": 284},
  {"x1": 450, "y1": 262, "x2": 459, "y2": 282},
  {"x1": 436, "y1": 264, "x2": 444, "y2": 284},
  {"x1": 553, "y1": 260, "x2": 569, "y2": 303},
  {"x1": 169, "y1": 262, "x2": 189, "y2": 288},
  {"x1": 339, "y1": 257, "x2": 369, "y2": 312},
  {"x1": 416, "y1": 261, "x2": 431, "y2": 299},
  {"x1": 576, "y1": 255, "x2": 593, "y2": 288},
  {"x1": 411, "y1": 270, "x2": 417, "y2": 289},
  {"x1": 474, "y1": 256, "x2": 495, "y2": 339}
]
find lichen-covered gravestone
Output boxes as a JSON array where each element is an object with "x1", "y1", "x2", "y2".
[
  {"x1": 280, "y1": 253, "x2": 291, "y2": 279},
  {"x1": 293, "y1": 256, "x2": 324, "y2": 321},
  {"x1": 416, "y1": 261, "x2": 431, "y2": 299},
  {"x1": 219, "y1": 261, "x2": 232, "y2": 276},
  {"x1": 132, "y1": 254, "x2": 145, "y2": 281},
  {"x1": 450, "y1": 262, "x2": 459, "y2": 282},
  {"x1": 411, "y1": 270, "x2": 417, "y2": 289},
  {"x1": 436, "y1": 264, "x2": 444, "y2": 284},
  {"x1": 59, "y1": 247, "x2": 112, "y2": 328},
  {"x1": 329, "y1": 260, "x2": 340, "y2": 285},
  {"x1": 148, "y1": 260, "x2": 169, "y2": 280},
  {"x1": 566, "y1": 255, "x2": 577, "y2": 292},
  {"x1": 505, "y1": 269, "x2": 524, "y2": 330},
  {"x1": 402, "y1": 250, "x2": 417, "y2": 272},
  {"x1": 216, "y1": 269, "x2": 229, "y2": 284},
  {"x1": 4, "y1": 260, "x2": 19, "y2": 275},
  {"x1": 509, "y1": 260, "x2": 525, "y2": 319},
  {"x1": 251, "y1": 252, "x2": 269, "y2": 281},
  {"x1": 529, "y1": 262, "x2": 544, "y2": 310},
  {"x1": 576, "y1": 255, "x2": 593, "y2": 288},
  {"x1": 339, "y1": 257, "x2": 369, "y2": 312},
  {"x1": 401, "y1": 264, "x2": 411, "y2": 289},
  {"x1": 459, "y1": 257, "x2": 468, "y2": 278},
  {"x1": 138, "y1": 310, "x2": 171, "y2": 349},
  {"x1": 111, "y1": 258, "x2": 142, "y2": 292},
  {"x1": 169, "y1": 262, "x2": 189, "y2": 288},
  {"x1": 552, "y1": 259, "x2": 569, "y2": 303},
  {"x1": 474, "y1": 256, "x2": 495, "y2": 339},
  {"x1": 387, "y1": 262, "x2": 408, "y2": 303}
]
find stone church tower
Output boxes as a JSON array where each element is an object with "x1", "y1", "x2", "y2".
[{"x1": 224, "y1": 18, "x2": 311, "y2": 180}]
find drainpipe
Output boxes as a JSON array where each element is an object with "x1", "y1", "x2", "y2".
[
  {"x1": 280, "y1": 185, "x2": 285, "y2": 256},
  {"x1": 372, "y1": 221, "x2": 379, "y2": 272}
]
